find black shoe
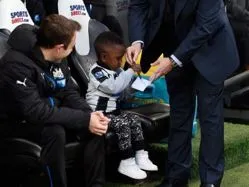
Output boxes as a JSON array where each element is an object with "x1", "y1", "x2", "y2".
[
  {"x1": 200, "y1": 184, "x2": 219, "y2": 187},
  {"x1": 156, "y1": 179, "x2": 188, "y2": 187}
]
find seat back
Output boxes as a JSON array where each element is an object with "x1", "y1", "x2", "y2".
[
  {"x1": 88, "y1": 0, "x2": 129, "y2": 44},
  {"x1": 22, "y1": 0, "x2": 46, "y2": 25},
  {"x1": 0, "y1": 29, "x2": 10, "y2": 59},
  {"x1": 69, "y1": 19, "x2": 109, "y2": 86},
  {"x1": 104, "y1": 0, "x2": 129, "y2": 45},
  {"x1": 0, "y1": 0, "x2": 35, "y2": 59},
  {"x1": 58, "y1": 0, "x2": 91, "y2": 56},
  {"x1": 0, "y1": 0, "x2": 34, "y2": 58},
  {"x1": 58, "y1": 0, "x2": 109, "y2": 92},
  {"x1": 0, "y1": 0, "x2": 34, "y2": 32}
]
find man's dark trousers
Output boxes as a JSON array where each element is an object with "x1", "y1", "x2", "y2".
[
  {"x1": 141, "y1": 23, "x2": 225, "y2": 184},
  {"x1": 165, "y1": 65, "x2": 224, "y2": 184},
  {"x1": 40, "y1": 125, "x2": 105, "y2": 187},
  {"x1": 4, "y1": 123, "x2": 105, "y2": 187}
]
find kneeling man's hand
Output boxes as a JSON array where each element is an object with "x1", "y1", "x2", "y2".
[
  {"x1": 89, "y1": 111, "x2": 110, "y2": 136},
  {"x1": 150, "y1": 57, "x2": 173, "y2": 82}
]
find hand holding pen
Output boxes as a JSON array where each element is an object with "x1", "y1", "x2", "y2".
[{"x1": 131, "y1": 64, "x2": 142, "y2": 78}]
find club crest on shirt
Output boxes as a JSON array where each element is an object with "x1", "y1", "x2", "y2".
[
  {"x1": 94, "y1": 71, "x2": 105, "y2": 79},
  {"x1": 91, "y1": 66, "x2": 109, "y2": 82},
  {"x1": 52, "y1": 68, "x2": 64, "y2": 79}
]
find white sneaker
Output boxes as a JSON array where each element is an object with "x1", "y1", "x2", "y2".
[
  {"x1": 135, "y1": 150, "x2": 158, "y2": 171},
  {"x1": 118, "y1": 158, "x2": 147, "y2": 179}
]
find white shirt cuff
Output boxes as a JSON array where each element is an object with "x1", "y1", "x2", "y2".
[
  {"x1": 170, "y1": 55, "x2": 183, "y2": 67},
  {"x1": 132, "y1": 40, "x2": 144, "y2": 48}
]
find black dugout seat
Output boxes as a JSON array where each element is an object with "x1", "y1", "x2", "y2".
[{"x1": 224, "y1": 70, "x2": 249, "y2": 123}]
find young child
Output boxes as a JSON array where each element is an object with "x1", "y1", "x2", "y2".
[{"x1": 86, "y1": 31, "x2": 158, "y2": 179}]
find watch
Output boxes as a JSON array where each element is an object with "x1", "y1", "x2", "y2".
[{"x1": 169, "y1": 57, "x2": 178, "y2": 68}]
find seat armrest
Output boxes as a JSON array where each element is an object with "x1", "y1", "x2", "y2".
[
  {"x1": 126, "y1": 103, "x2": 170, "y2": 114},
  {"x1": 124, "y1": 103, "x2": 170, "y2": 121},
  {"x1": 123, "y1": 111, "x2": 154, "y2": 130},
  {"x1": 0, "y1": 138, "x2": 41, "y2": 159}
]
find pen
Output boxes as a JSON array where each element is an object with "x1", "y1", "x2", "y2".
[{"x1": 137, "y1": 72, "x2": 142, "y2": 79}]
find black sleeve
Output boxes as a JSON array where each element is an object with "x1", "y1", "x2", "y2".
[
  {"x1": 3, "y1": 62, "x2": 90, "y2": 130},
  {"x1": 57, "y1": 77, "x2": 93, "y2": 113},
  {"x1": 42, "y1": 97, "x2": 61, "y2": 107}
]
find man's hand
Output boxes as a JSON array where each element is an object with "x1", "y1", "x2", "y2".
[
  {"x1": 131, "y1": 64, "x2": 142, "y2": 73},
  {"x1": 150, "y1": 57, "x2": 173, "y2": 82},
  {"x1": 126, "y1": 43, "x2": 142, "y2": 66},
  {"x1": 89, "y1": 111, "x2": 110, "y2": 136}
]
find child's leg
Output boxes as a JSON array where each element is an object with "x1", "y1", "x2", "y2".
[
  {"x1": 107, "y1": 113, "x2": 147, "y2": 179},
  {"x1": 126, "y1": 112, "x2": 158, "y2": 171},
  {"x1": 107, "y1": 113, "x2": 133, "y2": 158},
  {"x1": 128, "y1": 113, "x2": 144, "y2": 151}
]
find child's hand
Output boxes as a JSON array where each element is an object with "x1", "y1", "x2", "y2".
[{"x1": 131, "y1": 64, "x2": 141, "y2": 73}]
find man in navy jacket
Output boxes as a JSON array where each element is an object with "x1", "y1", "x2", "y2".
[{"x1": 126, "y1": 0, "x2": 239, "y2": 186}]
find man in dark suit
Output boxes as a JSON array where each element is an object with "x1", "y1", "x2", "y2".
[{"x1": 126, "y1": 0, "x2": 240, "y2": 186}]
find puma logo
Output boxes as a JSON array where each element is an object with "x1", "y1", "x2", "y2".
[{"x1": 16, "y1": 78, "x2": 27, "y2": 87}]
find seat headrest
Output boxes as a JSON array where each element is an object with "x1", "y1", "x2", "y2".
[
  {"x1": 7, "y1": 24, "x2": 37, "y2": 53},
  {"x1": 69, "y1": 19, "x2": 109, "y2": 85},
  {"x1": 58, "y1": 0, "x2": 90, "y2": 55},
  {"x1": 0, "y1": 0, "x2": 34, "y2": 32}
]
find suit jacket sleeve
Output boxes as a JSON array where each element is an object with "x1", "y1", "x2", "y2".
[
  {"x1": 173, "y1": 0, "x2": 227, "y2": 63},
  {"x1": 128, "y1": 0, "x2": 149, "y2": 43},
  {"x1": 3, "y1": 62, "x2": 90, "y2": 130}
]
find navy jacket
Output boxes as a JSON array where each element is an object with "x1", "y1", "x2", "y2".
[
  {"x1": 128, "y1": 0, "x2": 240, "y2": 84},
  {"x1": 0, "y1": 24, "x2": 92, "y2": 129}
]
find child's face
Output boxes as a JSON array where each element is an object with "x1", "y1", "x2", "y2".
[{"x1": 100, "y1": 44, "x2": 125, "y2": 71}]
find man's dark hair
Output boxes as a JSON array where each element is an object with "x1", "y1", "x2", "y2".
[
  {"x1": 94, "y1": 31, "x2": 125, "y2": 57},
  {"x1": 37, "y1": 14, "x2": 81, "y2": 49}
]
